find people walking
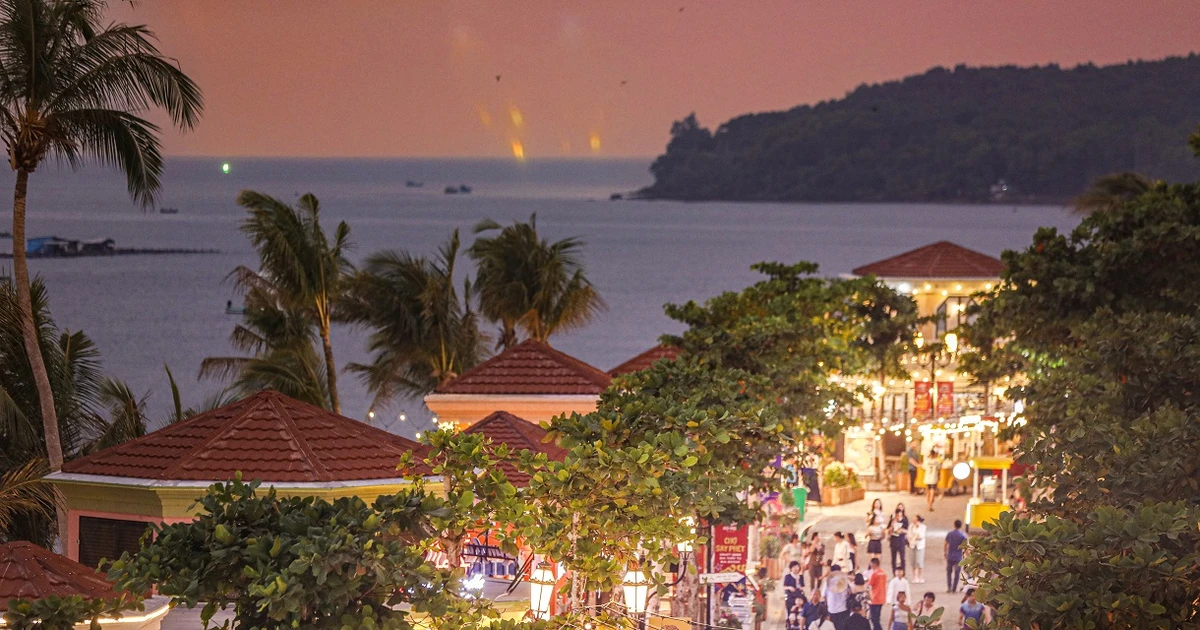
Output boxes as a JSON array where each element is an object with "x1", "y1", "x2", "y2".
[
  {"x1": 808, "y1": 532, "x2": 825, "y2": 596},
  {"x1": 846, "y1": 533, "x2": 859, "y2": 574},
  {"x1": 924, "y1": 451, "x2": 941, "y2": 511},
  {"x1": 888, "y1": 591, "x2": 912, "y2": 630},
  {"x1": 887, "y1": 504, "x2": 909, "y2": 573},
  {"x1": 944, "y1": 519, "x2": 968, "y2": 593},
  {"x1": 807, "y1": 607, "x2": 836, "y2": 630},
  {"x1": 908, "y1": 515, "x2": 927, "y2": 583},
  {"x1": 867, "y1": 558, "x2": 887, "y2": 630},
  {"x1": 866, "y1": 514, "x2": 885, "y2": 565},
  {"x1": 958, "y1": 588, "x2": 990, "y2": 628},
  {"x1": 885, "y1": 567, "x2": 910, "y2": 607},
  {"x1": 906, "y1": 442, "x2": 921, "y2": 495},
  {"x1": 867, "y1": 498, "x2": 885, "y2": 526},
  {"x1": 833, "y1": 532, "x2": 850, "y2": 570},
  {"x1": 822, "y1": 564, "x2": 852, "y2": 630},
  {"x1": 912, "y1": 592, "x2": 937, "y2": 618},
  {"x1": 845, "y1": 601, "x2": 872, "y2": 630},
  {"x1": 783, "y1": 533, "x2": 804, "y2": 573},
  {"x1": 785, "y1": 561, "x2": 805, "y2": 612}
]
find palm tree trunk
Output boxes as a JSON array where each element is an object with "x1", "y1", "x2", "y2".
[
  {"x1": 12, "y1": 170, "x2": 67, "y2": 547},
  {"x1": 319, "y1": 319, "x2": 339, "y2": 414}
]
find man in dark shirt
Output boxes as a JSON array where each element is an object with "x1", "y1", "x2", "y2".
[
  {"x1": 845, "y1": 600, "x2": 872, "y2": 630},
  {"x1": 944, "y1": 519, "x2": 968, "y2": 593}
]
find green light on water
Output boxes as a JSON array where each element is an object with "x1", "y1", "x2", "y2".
[{"x1": 221, "y1": 162, "x2": 231, "y2": 174}]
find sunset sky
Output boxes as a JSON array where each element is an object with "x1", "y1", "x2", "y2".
[{"x1": 117, "y1": 1, "x2": 1200, "y2": 159}]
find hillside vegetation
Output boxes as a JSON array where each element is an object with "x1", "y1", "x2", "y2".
[{"x1": 641, "y1": 55, "x2": 1200, "y2": 203}]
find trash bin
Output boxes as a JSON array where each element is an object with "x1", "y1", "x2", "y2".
[{"x1": 792, "y1": 487, "x2": 808, "y2": 521}]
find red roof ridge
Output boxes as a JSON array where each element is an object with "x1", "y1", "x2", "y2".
[
  {"x1": 467, "y1": 410, "x2": 545, "y2": 452},
  {"x1": 608, "y1": 345, "x2": 681, "y2": 377},
  {"x1": 851, "y1": 241, "x2": 1004, "y2": 279},
  {"x1": 0, "y1": 542, "x2": 121, "y2": 610},
  {"x1": 62, "y1": 390, "x2": 429, "y2": 483},
  {"x1": 434, "y1": 338, "x2": 611, "y2": 395}
]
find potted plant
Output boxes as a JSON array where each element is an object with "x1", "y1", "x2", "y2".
[
  {"x1": 821, "y1": 461, "x2": 866, "y2": 506},
  {"x1": 759, "y1": 533, "x2": 783, "y2": 579}
]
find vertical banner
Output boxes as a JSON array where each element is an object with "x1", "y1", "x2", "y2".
[
  {"x1": 914, "y1": 381, "x2": 932, "y2": 419},
  {"x1": 711, "y1": 525, "x2": 749, "y2": 574},
  {"x1": 936, "y1": 381, "x2": 955, "y2": 418}
]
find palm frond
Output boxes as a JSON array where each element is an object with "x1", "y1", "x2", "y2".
[{"x1": 0, "y1": 458, "x2": 57, "y2": 536}]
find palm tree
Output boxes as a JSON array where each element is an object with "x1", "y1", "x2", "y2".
[
  {"x1": 338, "y1": 230, "x2": 487, "y2": 408},
  {"x1": 1071, "y1": 172, "x2": 1156, "y2": 215},
  {"x1": 0, "y1": 459, "x2": 55, "y2": 542},
  {"x1": 0, "y1": 0, "x2": 202, "y2": 479},
  {"x1": 231, "y1": 191, "x2": 350, "y2": 412},
  {"x1": 200, "y1": 285, "x2": 330, "y2": 409},
  {"x1": 469, "y1": 215, "x2": 605, "y2": 348}
]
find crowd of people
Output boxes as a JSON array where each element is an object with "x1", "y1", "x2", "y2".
[{"x1": 779, "y1": 499, "x2": 991, "y2": 630}]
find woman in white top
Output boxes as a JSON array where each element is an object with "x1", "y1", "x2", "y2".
[
  {"x1": 908, "y1": 515, "x2": 927, "y2": 583},
  {"x1": 888, "y1": 591, "x2": 912, "y2": 630}
]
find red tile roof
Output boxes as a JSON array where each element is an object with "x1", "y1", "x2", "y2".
[
  {"x1": 62, "y1": 391, "x2": 430, "y2": 483},
  {"x1": 608, "y1": 345, "x2": 681, "y2": 377},
  {"x1": 0, "y1": 542, "x2": 122, "y2": 611},
  {"x1": 464, "y1": 411, "x2": 567, "y2": 485},
  {"x1": 851, "y1": 241, "x2": 1005, "y2": 279},
  {"x1": 434, "y1": 339, "x2": 611, "y2": 396}
]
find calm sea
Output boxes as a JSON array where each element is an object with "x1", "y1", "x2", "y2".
[{"x1": 0, "y1": 157, "x2": 1078, "y2": 437}]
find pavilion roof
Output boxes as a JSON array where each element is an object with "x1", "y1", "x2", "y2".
[
  {"x1": 851, "y1": 241, "x2": 1004, "y2": 279},
  {"x1": 61, "y1": 391, "x2": 430, "y2": 483},
  {"x1": 434, "y1": 339, "x2": 611, "y2": 396},
  {"x1": 464, "y1": 411, "x2": 567, "y2": 486},
  {"x1": 0, "y1": 542, "x2": 121, "y2": 611}
]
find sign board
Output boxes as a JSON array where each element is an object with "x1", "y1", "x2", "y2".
[
  {"x1": 936, "y1": 381, "x2": 955, "y2": 417},
  {"x1": 699, "y1": 571, "x2": 744, "y2": 584},
  {"x1": 914, "y1": 381, "x2": 932, "y2": 419},
  {"x1": 711, "y1": 525, "x2": 748, "y2": 574}
]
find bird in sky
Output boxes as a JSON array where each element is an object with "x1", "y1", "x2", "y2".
[
  {"x1": 620, "y1": 80, "x2": 628, "y2": 86},
  {"x1": 495, "y1": 74, "x2": 501, "y2": 82}
]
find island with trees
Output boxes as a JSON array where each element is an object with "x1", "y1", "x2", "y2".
[{"x1": 640, "y1": 55, "x2": 1200, "y2": 203}]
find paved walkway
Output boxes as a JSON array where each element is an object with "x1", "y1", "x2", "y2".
[{"x1": 762, "y1": 489, "x2": 974, "y2": 630}]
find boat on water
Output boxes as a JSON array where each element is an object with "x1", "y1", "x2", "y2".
[
  {"x1": 159, "y1": 207, "x2": 180, "y2": 214},
  {"x1": 444, "y1": 184, "x2": 473, "y2": 195},
  {"x1": 458, "y1": 184, "x2": 472, "y2": 193},
  {"x1": 225, "y1": 300, "x2": 246, "y2": 315},
  {"x1": 406, "y1": 180, "x2": 424, "y2": 188}
]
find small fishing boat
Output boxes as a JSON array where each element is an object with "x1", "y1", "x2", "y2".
[
  {"x1": 159, "y1": 207, "x2": 180, "y2": 214},
  {"x1": 406, "y1": 180, "x2": 424, "y2": 188},
  {"x1": 225, "y1": 300, "x2": 246, "y2": 315},
  {"x1": 444, "y1": 186, "x2": 459, "y2": 194},
  {"x1": 458, "y1": 184, "x2": 473, "y2": 194}
]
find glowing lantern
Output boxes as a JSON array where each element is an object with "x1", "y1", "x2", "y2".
[
  {"x1": 622, "y1": 568, "x2": 650, "y2": 615},
  {"x1": 529, "y1": 563, "x2": 555, "y2": 619}
]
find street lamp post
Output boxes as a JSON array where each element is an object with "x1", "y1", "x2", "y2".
[{"x1": 914, "y1": 332, "x2": 958, "y2": 419}]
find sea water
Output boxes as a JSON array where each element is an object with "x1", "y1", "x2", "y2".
[{"x1": 0, "y1": 157, "x2": 1078, "y2": 436}]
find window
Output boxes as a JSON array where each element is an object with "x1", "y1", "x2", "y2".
[
  {"x1": 78, "y1": 516, "x2": 150, "y2": 568},
  {"x1": 935, "y1": 296, "x2": 979, "y2": 337}
]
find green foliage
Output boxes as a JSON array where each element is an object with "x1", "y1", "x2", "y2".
[
  {"x1": 964, "y1": 172, "x2": 1200, "y2": 627},
  {"x1": 665, "y1": 262, "x2": 916, "y2": 437},
  {"x1": 109, "y1": 476, "x2": 480, "y2": 630},
  {"x1": 821, "y1": 462, "x2": 860, "y2": 490},
  {"x1": 338, "y1": 230, "x2": 487, "y2": 404},
  {"x1": 970, "y1": 506, "x2": 1199, "y2": 629},
  {"x1": 908, "y1": 607, "x2": 944, "y2": 630},
  {"x1": 641, "y1": 57, "x2": 1200, "y2": 202},
  {"x1": 3, "y1": 594, "x2": 129, "y2": 630},
  {"x1": 402, "y1": 429, "x2": 524, "y2": 568},
  {"x1": 759, "y1": 533, "x2": 783, "y2": 559},
  {"x1": 468, "y1": 214, "x2": 605, "y2": 348},
  {"x1": 521, "y1": 357, "x2": 785, "y2": 602}
]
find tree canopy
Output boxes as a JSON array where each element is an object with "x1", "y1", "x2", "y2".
[
  {"x1": 963, "y1": 175, "x2": 1200, "y2": 627},
  {"x1": 641, "y1": 56, "x2": 1200, "y2": 202}
]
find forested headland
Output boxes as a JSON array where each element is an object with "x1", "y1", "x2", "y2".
[{"x1": 640, "y1": 55, "x2": 1200, "y2": 203}]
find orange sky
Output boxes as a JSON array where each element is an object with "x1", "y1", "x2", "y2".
[{"x1": 115, "y1": 1, "x2": 1200, "y2": 158}]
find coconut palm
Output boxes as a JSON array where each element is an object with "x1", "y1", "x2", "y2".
[
  {"x1": 230, "y1": 191, "x2": 350, "y2": 412},
  {"x1": 0, "y1": 0, "x2": 203, "y2": 478},
  {"x1": 200, "y1": 285, "x2": 330, "y2": 409},
  {"x1": 0, "y1": 459, "x2": 55, "y2": 542},
  {"x1": 0, "y1": 277, "x2": 146, "y2": 545},
  {"x1": 339, "y1": 230, "x2": 487, "y2": 407},
  {"x1": 469, "y1": 215, "x2": 605, "y2": 348},
  {"x1": 1071, "y1": 172, "x2": 1156, "y2": 215}
]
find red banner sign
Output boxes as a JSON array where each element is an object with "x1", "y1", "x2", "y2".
[
  {"x1": 711, "y1": 525, "x2": 748, "y2": 574},
  {"x1": 936, "y1": 381, "x2": 955, "y2": 418},
  {"x1": 914, "y1": 381, "x2": 932, "y2": 419}
]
